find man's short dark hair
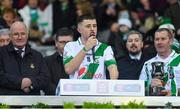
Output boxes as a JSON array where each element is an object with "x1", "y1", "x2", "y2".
[
  {"x1": 126, "y1": 30, "x2": 143, "y2": 41},
  {"x1": 155, "y1": 28, "x2": 172, "y2": 39},
  {"x1": 77, "y1": 15, "x2": 96, "y2": 24},
  {"x1": 54, "y1": 27, "x2": 74, "y2": 41}
]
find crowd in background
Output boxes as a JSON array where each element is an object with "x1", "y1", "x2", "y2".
[
  {"x1": 0, "y1": 0, "x2": 180, "y2": 53},
  {"x1": 1, "y1": 0, "x2": 180, "y2": 95}
]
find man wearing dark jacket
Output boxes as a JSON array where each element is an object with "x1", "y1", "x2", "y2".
[
  {"x1": 44, "y1": 27, "x2": 73, "y2": 95},
  {"x1": 117, "y1": 30, "x2": 154, "y2": 79},
  {"x1": 0, "y1": 21, "x2": 50, "y2": 95}
]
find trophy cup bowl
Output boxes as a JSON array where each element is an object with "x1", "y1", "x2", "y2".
[{"x1": 150, "y1": 61, "x2": 166, "y2": 96}]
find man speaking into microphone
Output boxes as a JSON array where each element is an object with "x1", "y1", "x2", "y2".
[{"x1": 63, "y1": 15, "x2": 119, "y2": 79}]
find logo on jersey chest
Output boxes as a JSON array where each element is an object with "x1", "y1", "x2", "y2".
[{"x1": 94, "y1": 56, "x2": 101, "y2": 63}]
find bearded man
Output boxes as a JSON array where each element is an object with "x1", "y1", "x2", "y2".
[{"x1": 117, "y1": 30, "x2": 153, "y2": 79}]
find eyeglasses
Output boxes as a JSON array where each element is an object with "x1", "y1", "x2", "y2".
[{"x1": 12, "y1": 32, "x2": 26, "y2": 37}]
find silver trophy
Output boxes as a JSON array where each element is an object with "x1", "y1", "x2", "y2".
[{"x1": 150, "y1": 61, "x2": 166, "y2": 96}]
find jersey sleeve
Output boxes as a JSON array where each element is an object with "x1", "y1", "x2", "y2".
[
  {"x1": 63, "y1": 42, "x2": 74, "y2": 65},
  {"x1": 139, "y1": 63, "x2": 148, "y2": 80},
  {"x1": 104, "y1": 46, "x2": 117, "y2": 67}
]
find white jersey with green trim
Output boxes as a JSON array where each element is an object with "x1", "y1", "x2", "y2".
[
  {"x1": 139, "y1": 50, "x2": 180, "y2": 96},
  {"x1": 63, "y1": 38, "x2": 116, "y2": 79},
  {"x1": 171, "y1": 38, "x2": 180, "y2": 53}
]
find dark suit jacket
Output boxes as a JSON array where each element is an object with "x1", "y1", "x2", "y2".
[
  {"x1": 44, "y1": 52, "x2": 69, "y2": 95},
  {"x1": 117, "y1": 53, "x2": 153, "y2": 80},
  {"x1": 0, "y1": 43, "x2": 50, "y2": 95}
]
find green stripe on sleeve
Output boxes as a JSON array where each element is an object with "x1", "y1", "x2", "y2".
[
  {"x1": 95, "y1": 43, "x2": 108, "y2": 56},
  {"x1": 63, "y1": 56, "x2": 73, "y2": 65},
  {"x1": 105, "y1": 59, "x2": 117, "y2": 67},
  {"x1": 169, "y1": 55, "x2": 180, "y2": 67}
]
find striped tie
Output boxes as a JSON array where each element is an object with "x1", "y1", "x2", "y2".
[{"x1": 16, "y1": 49, "x2": 23, "y2": 57}]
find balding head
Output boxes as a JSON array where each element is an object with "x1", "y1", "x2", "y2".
[
  {"x1": 10, "y1": 21, "x2": 29, "y2": 48},
  {"x1": 10, "y1": 21, "x2": 28, "y2": 36}
]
